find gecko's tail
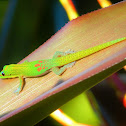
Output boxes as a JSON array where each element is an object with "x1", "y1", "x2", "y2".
[
  {"x1": 78, "y1": 37, "x2": 126, "y2": 58},
  {"x1": 54, "y1": 37, "x2": 126, "y2": 66}
]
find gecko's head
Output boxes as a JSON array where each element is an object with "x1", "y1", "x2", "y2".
[{"x1": 0, "y1": 65, "x2": 11, "y2": 77}]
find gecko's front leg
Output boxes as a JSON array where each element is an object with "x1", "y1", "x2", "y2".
[{"x1": 14, "y1": 75, "x2": 24, "y2": 95}]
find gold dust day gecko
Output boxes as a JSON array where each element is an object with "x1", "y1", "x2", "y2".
[{"x1": 0, "y1": 37, "x2": 126, "y2": 94}]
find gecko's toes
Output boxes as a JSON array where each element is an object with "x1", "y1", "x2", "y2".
[
  {"x1": 24, "y1": 60, "x2": 29, "y2": 63},
  {"x1": 14, "y1": 88, "x2": 21, "y2": 95},
  {"x1": 66, "y1": 61, "x2": 76, "y2": 68},
  {"x1": 65, "y1": 49, "x2": 75, "y2": 55}
]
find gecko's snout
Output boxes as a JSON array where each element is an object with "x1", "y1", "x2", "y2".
[
  {"x1": 0, "y1": 70, "x2": 4, "y2": 76},
  {"x1": 1, "y1": 71, "x2": 5, "y2": 76}
]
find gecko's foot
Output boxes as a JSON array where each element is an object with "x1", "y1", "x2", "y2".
[
  {"x1": 65, "y1": 49, "x2": 75, "y2": 55},
  {"x1": 66, "y1": 61, "x2": 76, "y2": 68},
  {"x1": 14, "y1": 88, "x2": 21, "y2": 95},
  {"x1": 24, "y1": 60, "x2": 29, "y2": 63}
]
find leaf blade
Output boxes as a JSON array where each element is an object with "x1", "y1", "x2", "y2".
[{"x1": 0, "y1": 1, "x2": 126, "y2": 125}]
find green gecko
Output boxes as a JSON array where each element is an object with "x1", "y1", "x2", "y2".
[{"x1": 0, "y1": 37, "x2": 126, "y2": 94}]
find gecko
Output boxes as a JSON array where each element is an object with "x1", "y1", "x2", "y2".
[{"x1": 0, "y1": 37, "x2": 126, "y2": 94}]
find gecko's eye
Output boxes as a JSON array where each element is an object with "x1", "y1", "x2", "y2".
[{"x1": 1, "y1": 72, "x2": 5, "y2": 76}]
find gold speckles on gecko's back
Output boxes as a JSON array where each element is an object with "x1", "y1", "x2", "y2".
[
  {"x1": 34, "y1": 60, "x2": 50, "y2": 72},
  {"x1": 24, "y1": 59, "x2": 53, "y2": 76}
]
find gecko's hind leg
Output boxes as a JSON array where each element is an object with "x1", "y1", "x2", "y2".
[
  {"x1": 53, "y1": 51, "x2": 66, "y2": 58},
  {"x1": 53, "y1": 49, "x2": 75, "y2": 58},
  {"x1": 64, "y1": 49, "x2": 76, "y2": 68},
  {"x1": 52, "y1": 49, "x2": 76, "y2": 75},
  {"x1": 65, "y1": 49, "x2": 75, "y2": 55},
  {"x1": 53, "y1": 50, "x2": 76, "y2": 67},
  {"x1": 51, "y1": 61, "x2": 75, "y2": 75}
]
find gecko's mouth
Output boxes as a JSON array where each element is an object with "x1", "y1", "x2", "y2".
[
  {"x1": 0, "y1": 73, "x2": 3, "y2": 76},
  {"x1": 0, "y1": 75, "x2": 13, "y2": 79}
]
